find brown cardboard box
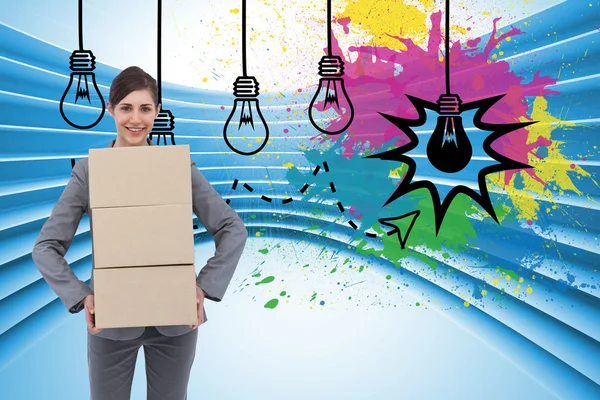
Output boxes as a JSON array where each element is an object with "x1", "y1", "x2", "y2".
[
  {"x1": 93, "y1": 265, "x2": 198, "y2": 329},
  {"x1": 88, "y1": 144, "x2": 192, "y2": 208},
  {"x1": 91, "y1": 204, "x2": 195, "y2": 269},
  {"x1": 89, "y1": 144, "x2": 197, "y2": 328}
]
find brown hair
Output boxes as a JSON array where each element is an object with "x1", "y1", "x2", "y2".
[{"x1": 109, "y1": 66, "x2": 159, "y2": 106}]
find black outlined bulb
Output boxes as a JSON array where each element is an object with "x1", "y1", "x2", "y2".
[
  {"x1": 59, "y1": 50, "x2": 105, "y2": 129},
  {"x1": 223, "y1": 76, "x2": 269, "y2": 156},
  {"x1": 427, "y1": 94, "x2": 472, "y2": 173},
  {"x1": 309, "y1": 55, "x2": 354, "y2": 135}
]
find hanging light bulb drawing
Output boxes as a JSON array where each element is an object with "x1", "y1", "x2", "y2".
[
  {"x1": 426, "y1": 0, "x2": 472, "y2": 173},
  {"x1": 149, "y1": 0, "x2": 177, "y2": 146},
  {"x1": 223, "y1": 0, "x2": 269, "y2": 156},
  {"x1": 59, "y1": 0, "x2": 105, "y2": 129},
  {"x1": 308, "y1": 0, "x2": 354, "y2": 135},
  {"x1": 365, "y1": 0, "x2": 535, "y2": 235}
]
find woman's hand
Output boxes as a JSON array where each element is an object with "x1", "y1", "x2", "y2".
[
  {"x1": 84, "y1": 294, "x2": 102, "y2": 335},
  {"x1": 191, "y1": 286, "x2": 205, "y2": 329}
]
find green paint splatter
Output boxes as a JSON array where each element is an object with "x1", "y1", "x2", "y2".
[
  {"x1": 359, "y1": 265, "x2": 365, "y2": 272},
  {"x1": 498, "y1": 267, "x2": 520, "y2": 281},
  {"x1": 255, "y1": 276, "x2": 275, "y2": 285},
  {"x1": 250, "y1": 214, "x2": 257, "y2": 219},
  {"x1": 280, "y1": 291, "x2": 287, "y2": 296},
  {"x1": 310, "y1": 292, "x2": 317, "y2": 301},
  {"x1": 303, "y1": 225, "x2": 320, "y2": 232},
  {"x1": 264, "y1": 299, "x2": 279, "y2": 309},
  {"x1": 386, "y1": 274, "x2": 392, "y2": 280},
  {"x1": 258, "y1": 248, "x2": 269, "y2": 254},
  {"x1": 343, "y1": 258, "x2": 350, "y2": 265},
  {"x1": 303, "y1": 264, "x2": 310, "y2": 268},
  {"x1": 251, "y1": 272, "x2": 261, "y2": 278},
  {"x1": 330, "y1": 267, "x2": 337, "y2": 273},
  {"x1": 416, "y1": 302, "x2": 420, "y2": 306}
]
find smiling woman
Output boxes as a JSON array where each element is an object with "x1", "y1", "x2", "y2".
[{"x1": 107, "y1": 66, "x2": 160, "y2": 147}]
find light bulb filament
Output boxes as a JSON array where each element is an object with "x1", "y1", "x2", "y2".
[
  {"x1": 239, "y1": 101, "x2": 255, "y2": 128},
  {"x1": 443, "y1": 117, "x2": 458, "y2": 147},
  {"x1": 75, "y1": 75, "x2": 91, "y2": 104},
  {"x1": 324, "y1": 80, "x2": 340, "y2": 109}
]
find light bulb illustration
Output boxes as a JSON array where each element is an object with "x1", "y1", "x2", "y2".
[
  {"x1": 224, "y1": 77, "x2": 269, "y2": 156},
  {"x1": 150, "y1": 0, "x2": 177, "y2": 146},
  {"x1": 59, "y1": 0, "x2": 105, "y2": 129},
  {"x1": 427, "y1": 94, "x2": 472, "y2": 173},
  {"x1": 365, "y1": 0, "x2": 536, "y2": 235},
  {"x1": 309, "y1": 55, "x2": 354, "y2": 134},
  {"x1": 150, "y1": 109, "x2": 176, "y2": 145},
  {"x1": 223, "y1": 0, "x2": 269, "y2": 156},
  {"x1": 308, "y1": 0, "x2": 354, "y2": 135}
]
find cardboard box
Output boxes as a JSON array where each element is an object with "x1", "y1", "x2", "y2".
[
  {"x1": 93, "y1": 265, "x2": 198, "y2": 329},
  {"x1": 91, "y1": 204, "x2": 195, "y2": 268},
  {"x1": 89, "y1": 145, "x2": 192, "y2": 208},
  {"x1": 88, "y1": 144, "x2": 197, "y2": 328}
]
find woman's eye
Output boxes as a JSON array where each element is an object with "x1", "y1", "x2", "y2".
[{"x1": 143, "y1": 108, "x2": 151, "y2": 112}]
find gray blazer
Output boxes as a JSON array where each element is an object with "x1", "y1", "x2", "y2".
[{"x1": 32, "y1": 139, "x2": 248, "y2": 340}]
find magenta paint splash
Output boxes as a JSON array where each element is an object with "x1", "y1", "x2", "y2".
[{"x1": 311, "y1": 12, "x2": 558, "y2": 189}]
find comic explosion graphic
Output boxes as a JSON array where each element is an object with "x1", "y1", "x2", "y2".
[{"x1": 366, "y1": 94, "x2": 536, "y2": 235}]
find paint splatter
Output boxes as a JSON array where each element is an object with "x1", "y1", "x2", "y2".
[
  {"x1": 256, "y1": 276, "x2": 275, "y2": 285},
  {"x1": 264, "y1": 299, "x2": 279, "y2": 309}
]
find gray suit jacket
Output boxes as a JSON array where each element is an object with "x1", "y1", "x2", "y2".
[{"x1": 32, "y1": 139, "x2": 248, "y2": 340}]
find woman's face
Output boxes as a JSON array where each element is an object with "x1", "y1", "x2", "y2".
[{"x1": 108, "y1": 89, "x2": 160, "y2": 147}]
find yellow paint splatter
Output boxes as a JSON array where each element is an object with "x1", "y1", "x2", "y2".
[
  {"x1": 255, "y1": 231, "x2": 261, "y2": 237},
  {"x1": 481, "y1": 290, "x2": 488, "y2": 296},
  {"x1": 526, "y1": 287, "x2": 534, "y2": 295},
  {"x1": 490, "y1": 96, "x2": 597, "y2": 221},
  {"x1": 338, "y1": 0, "x2": 435, "y2": 51},
  {"x1": 282, "y1": 162, "x2": 295, "y2": 169},
  {"x1": 230, "y1": 8, "x2": 239, "y2": 14},
  {"x1": 493, "y1": 278, "x2": 499, "y2": 286},
  {"x1": 202, "y1": 77, "x2": 208, "y2": 83},
  {"x1": 464, "y1": 301, "x2": 470, "y2": 307}
]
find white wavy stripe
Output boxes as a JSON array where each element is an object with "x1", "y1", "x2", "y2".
[{"x1": 500, "y1": 30, "x2": 600, "y2": 62}]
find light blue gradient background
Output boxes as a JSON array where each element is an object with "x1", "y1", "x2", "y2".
[{"x1": 1, "y1": 0, "x2": 599, "y2": 399}]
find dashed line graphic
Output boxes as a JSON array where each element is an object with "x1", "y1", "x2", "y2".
[
  {"x1": 225, "y1": 161, "x2": 420, "y2": 249},
  {"x1": 71, "y1": 156, "x2": 419, "y2": 249}
]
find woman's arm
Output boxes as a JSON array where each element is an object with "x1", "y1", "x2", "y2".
[
  {"x1": 190, "y1": 161, "x2": 248, "y2": 302},
  {"x1": 32, "y1": 160, "x2": 93, "y2": 313}
]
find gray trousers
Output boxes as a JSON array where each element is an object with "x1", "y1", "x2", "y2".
[{"x1": 87, "y1": 327, "x2": 199, "y2": 400}]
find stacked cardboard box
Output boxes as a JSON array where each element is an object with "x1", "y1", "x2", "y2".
[{"x1": 89, "y1": 145, "x2": 197, "y2": 329}]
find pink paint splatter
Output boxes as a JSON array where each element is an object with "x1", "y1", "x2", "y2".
[
  {"x1": 337, "y1": 17, "x2": 351, "y2": 34},
  {"x1": 284, "y1": 128, "x2": 289, "y2": 133},
  {"x1": 312, "y1": 14, "x2": 558, "y2": 189},
  {"x1": 349, "y1": 205, "x2": 363, "y2": 220}
]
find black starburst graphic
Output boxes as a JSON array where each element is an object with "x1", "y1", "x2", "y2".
[{"x1": 365, "y1": 94, "x2": 536, "y2": 234}]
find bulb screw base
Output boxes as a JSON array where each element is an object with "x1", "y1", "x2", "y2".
[
  {"x1": 233, "y1": 76, "x2": 260, "y2": 97},
  {"x1": 69, "y1": 50, "x2": 97, "y2": 72},
  {"x1": 318, "y1": 56, "x2": 344, "y2": 76},
  {"x1": 437, "y1": 94, "x2": 462, "y2": 115},
  {"x1": 152, "y1": 110, "x2": 175, "y2": 132}
]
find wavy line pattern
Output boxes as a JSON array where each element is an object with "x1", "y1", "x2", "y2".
[{"x1": 0, "y1": 1, "x2": 599, "y2": 397}]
